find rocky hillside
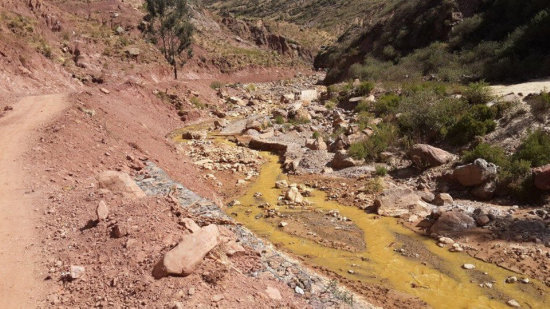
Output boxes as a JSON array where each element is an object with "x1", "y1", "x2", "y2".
[
  {"x1": 315, "y1": 0, "x2": 550, "y2": 84},
  {"x1": 202, "y1": 0, "x2": 385, "y2": 35}
]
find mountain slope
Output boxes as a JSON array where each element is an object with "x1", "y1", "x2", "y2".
[{"x1": 315, "y1": 0, "x2": 550, "y2": 83}]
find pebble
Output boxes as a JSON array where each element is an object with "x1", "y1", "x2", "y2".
[
  {"x1": 69, "y1": 265, "x2": 85, "y2": 280},
  {"x1": 212, "y1": 294, "x2": 224, "y2": 302},
  {"x1": 348, "y1": 269, "x2": 355, "y2": 274},
  {"x1": 450, "y1": 243, "x2": 464, "y2": 252},
  {"x1": 295, "y1": 286, "x2": 304, "y2": 295},
  {"x1": 438, "y1": 237, "x2": 454, "y2": 244},
  {"x1": 279, "y1": 221, "x2": 288, "y2": 227},
  {"x1": 520, "y1": 278, "x2": 530, "y2": 284},
  {"x1": 462, "y1": 264, "x2": 475, "y2": 270},
  {"x1": 188, "y1": 287, "x2": 195, "y2": 296},
  {"x1": 506, "y1": 276, "x2": 518, "y2": 283},
  {"x1": 506, "y1": 299, "x2": 520, "y2": 307}
]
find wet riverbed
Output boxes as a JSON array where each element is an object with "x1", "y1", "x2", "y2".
[{"x1": 226, "y1": 151, "x2": 549, "y2": 308}]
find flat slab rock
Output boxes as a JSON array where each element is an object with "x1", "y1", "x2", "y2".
[
  {"x1": 374, "y1": 188, "x2": 433, "y2": 219},
  {"x1": 98, "y1": 171, "x2": 146, "y2": 198},
  {"x1": 155, "y1": 224, "x2": 220, "y2": 277}
]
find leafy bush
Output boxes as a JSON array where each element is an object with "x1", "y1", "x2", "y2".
[
  {"x1": 461, "y1": 140, "x2": 542, "y2": 202},
  {"x1": 462, "y1": 143, "x2": 509, "y2": 167},
  {"x1": 274, "y1": 115, "x2": 285, "y2": 124},
  {"x1": 190, "y1": 97, "x2": 205, "y2": 109},
  {"x1": 375, "y1": 165, "x2": 388, "y2": 176},
  {"x1": 529, "y1": 90, "x2": 550, "y2": 116},
  {"x1": 325, "y1": 100, "x2": 336, "y2": 110},
  {"x1": 373, "y1": 94, "x2": 400, "y2": 116},
  {"x1": 397, "y1": 89, "x2": 466, "y2": 143},
  {"x1": 356, "y1": 111, "x2": 373, "y2": 130},
  {"x1": 448, "y1": 117, "x2": 496, "y2": 145},
  {"x1": 463, "y1": 81, "x2": 493, "y2": 105},
  {"x1": 349, "y1": 123, "x2": 397, "y2": 161},
  {"x1": 355, "y1": 100, "x2": 371, "y2": 113},
  {"x1": 513, "y1": 130, "x2": 550, "y2": 167},
  {"x1": 356, "y1": 81, "x2": 374, "y2": 96},
  {"x1": 210, "y1": 81, "x2": 224, "y2": 89}
]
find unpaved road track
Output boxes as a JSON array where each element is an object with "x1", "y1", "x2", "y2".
[
  {"x1": 491, "y1": 78, "x2": 550, "y2": 96},
  {"x1": 0, "y1": 94, "x2": 69, "y2": 308}
]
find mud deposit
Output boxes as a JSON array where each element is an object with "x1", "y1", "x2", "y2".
[{"x1": 227, "y1": 151, "x2": 549, "y2": 308}]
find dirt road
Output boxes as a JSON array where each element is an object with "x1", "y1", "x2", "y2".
[
  {"x1": 0, "y1": 94, "x2": 69, "y2": 308},
  {"x1": 491, "y1": 78, "x2": 550, "y2": 96}
]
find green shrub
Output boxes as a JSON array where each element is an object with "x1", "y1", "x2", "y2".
[
  {"x1": 529, "y1": 90, "x2": 550, "y2": 115},
  {"x1": 190, "y1": 97, "x2": 205, "y2": 109},
  {"x1": 373, "y1": 94, "x2": 400, "y2": 116},
  {"x1": 463, "y1": 81, "x2": 493, "y2": 105},
  {"x1": 349, "y1": 123, "x2": 397, "y2": 161},
  {"x1": 325, "y1": 100, "x2": 336, "y2": 110},
  {"x1": 397, "y1": 89, "x2": 466, "y2": 143},
  {"x1": 245, "y1": 84, "x2": 257, "y2": 92},
  {"x1": 210, "y1": 81, "x2": 224, "y2": 89},
  {"x1": 274, "y1": 115, "x2": 285, "y2": 124},
  {"x1": 447, "y1": 116, "x2": 496, "y2": 145},
  {"x1": 355, "y1": 100, "x2": 371, "y2": 113},
  {"x1": 312, "y1": 131, "x2": 321, "y2": 139},
  {"x1": 513, "y1": 130, "x2": 550, "y2": 167},
  {"x1": 356, "y1": 111, "x2": 373, "y2": 130},
  {"x1": 447, "y1": 104, "x2": 498, "y2": 145},
  {"x1": 375, "y1": 165, "x2": 388, "y2": 176},
  {"x1": 356, "y1": 81, "x2": 374, "y2": 96},
  {"x1": 462, "y1": 143, "x2": 509, "y2": 167},
  {"x1": 461, "y1": 142, "x2": 538, "y2": 202}
]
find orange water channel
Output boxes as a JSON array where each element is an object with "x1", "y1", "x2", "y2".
[
  {"x1": 228, "y1": 152, "x2": 549, "y2": 309},
  {"x1": 174, "y1": 130, "x2": 548, "y2": 308}
]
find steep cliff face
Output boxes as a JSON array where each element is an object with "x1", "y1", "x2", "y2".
[{"x1": 221, "y1": 17, "x2": 314, "y2": 62}]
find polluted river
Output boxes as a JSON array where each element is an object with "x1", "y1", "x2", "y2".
[{"x1": 173, "y1": 129, "x2": 549, "y2": 309}]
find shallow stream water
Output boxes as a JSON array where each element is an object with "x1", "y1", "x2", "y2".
[{"x1": 227, "y1": 151, "x2": 549, "y2": 309}]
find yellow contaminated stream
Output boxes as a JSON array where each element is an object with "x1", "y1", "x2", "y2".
[
  {"x1": 228, "y1": 152, "x2": 549, "y2": 309},
  {"x1": 174, "y1": 129, "x2": 548, "y2": 308}
]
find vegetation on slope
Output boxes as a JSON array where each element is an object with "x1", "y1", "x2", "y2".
[{"x1": 316, "y1": 0, "x2": 550, "y2": 84}]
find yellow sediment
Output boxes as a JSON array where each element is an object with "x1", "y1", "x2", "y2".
[
  {"x1": 229, "y1": 152, "x2": 549, "y2": 309},
  {"x1": 172, "y1": 129, "x2": 548, "y2": 308}
]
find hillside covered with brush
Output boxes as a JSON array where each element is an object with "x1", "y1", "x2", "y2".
[{"x1": 315, "y1": 0, "x2": 550, "y2": 84}]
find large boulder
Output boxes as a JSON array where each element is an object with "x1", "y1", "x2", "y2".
[
  {"x1": 330, "y1": 150, "x2": 360, "y2": 169},
  {"x1": 533, "y1": 164, "x2": 550, "y2": 190},
  {"x1": 429, "y1": 211, "x2": 476, "y2": 236},
  {"x1": 98, "y1": 171, "x2": 146, "y2": 198},
  {"x1": 329, "y1": 135, "x2": 350, "y2": 152},
  {"x1": 471, "y1": 181, "x2": 497, "y2": 200},
  {"x1": 409, "y1": 144, "x2": 455, "y2": 168},
  {"x1": 374, "y1": 188, "x2": 432, "y2": 218},
  {"x1": 182, "y1": 130, "x2": 207, "y2": 140},
  {"x1": 291, "y1": 108, "x2": 312, "y2": 122},
  {"x1": 285, "y1": 186, "x2": 304, "y2": 203},
  {"x1": 305, "y1": 137, "x2": 327, "y2": 151},
  {"x1": 299, "y1": 89, "x2": 318, "y2": 102},
  {"x1": 249, "y1": 138, "x2": 288, "y2": 154},
  {"x1": 245, "y1": 118, "x2": 263, "y2": 132},
  {"x1": 155, "y1": 224, "x2": 220, "y2": 277},
  {"x1": 453, "y1": 159, "x2": 497, "y2": 187}
]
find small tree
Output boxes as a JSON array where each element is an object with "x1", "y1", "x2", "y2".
[{"x1": 145, "y1": 0, "x2": 193, "y2": 79}]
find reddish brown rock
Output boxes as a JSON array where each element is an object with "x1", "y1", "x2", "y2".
[
  {"x1": 430, "y1": 211, "x2": 475, "y2": 236},
  {"x1": 453, "y1": 159, "x2": 497, "y2": 187},
  {"x1": 409, "y1": 144, "x2": 455, "y2": 168},
  {"x1": 156, "y1": 224, "x2": 220, "y2": 277},
  {"x1": 97, "y1": 171, "x2": 146, "y2": 198},
  {"x1": 374, "y1": 188, "x2": 433, "y2": 218}
]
